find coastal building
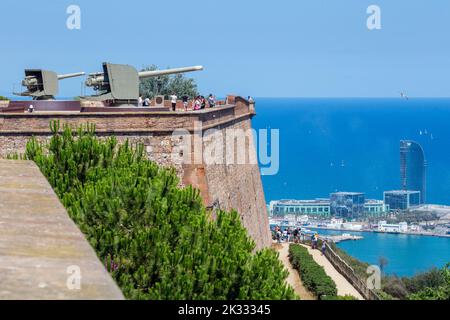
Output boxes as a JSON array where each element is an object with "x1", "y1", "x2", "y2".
[
  {"x1": 384, "y1": 190, "x2": 421, "y2": 211},
  {"x1": 378, "y1": 221, "x2": 408, "y2": 233},
  {"x1": 400, "y1": 140, "x2": 426, "y2": 203},
  {"x1": 342, "y1": 222, "x2": 364, "y2": 231},
  {"x1": 326, "y1": 218, "x2": 344, "y2": 229},
  {"x1": 364, "y1": 199, "x2": 389, "y2": 216},
  {"x1": 270, "y1": 197, "x2": 389, "y2": 218},
  {"x1": 330, "y1": 192, "x2": 365, "y2": 218},
  {"x1": 269, "y1": 199, "x2": 331, "y2": 217}
]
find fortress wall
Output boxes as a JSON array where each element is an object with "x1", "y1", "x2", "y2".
[
  {"x1": 201, "y1": 118, "x2": 272, "y2": 248},
  {"x1": 0, "y1": 100, "x2": 271, "y2": 249}
]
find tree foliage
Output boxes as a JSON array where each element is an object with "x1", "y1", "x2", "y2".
[
  {"x1": 139, "y1": 65, "x2": 199, "y2": 99},
  {"x1": 408, "y1": 264, "x2": 450, "y2": 300},
  {"x1": 21, "y1": 121, "x2": 296, "y2": 300}
]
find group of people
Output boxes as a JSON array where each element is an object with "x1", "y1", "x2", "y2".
[
  {"x1": 138, "y1": 94, "x2": 216, "y2": 111},
  {"x1": 274, "y1": 226, "x2": 304, "y2": 244},
  {"x1": 138, "y1": 96, "x2": 151, "y2": 107},
  {"x1": 273, "y1": 226, "x2": 327, "y2": 255},
  {"x1": 189, "y1": 94, "x2": 216, "y2": 111}
]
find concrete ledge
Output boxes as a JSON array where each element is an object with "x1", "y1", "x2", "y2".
[{"x1": 0, "y1": 160, "x2": 124, "y2": 300}]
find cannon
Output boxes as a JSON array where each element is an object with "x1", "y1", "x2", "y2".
[
  {"x1": 83, "y1": 63, "x2": 203, "y2": 106},
  {"x1": 14, "y1": 69, "x2": 85, "y2": 100}
]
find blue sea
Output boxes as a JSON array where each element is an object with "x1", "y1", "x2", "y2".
[
  {"x1": 312, "y1": 228, "x2": 450, "y2": 277},
  {"x1": 252, "y1": 98, "x2": 450, "y2": 276},
  {"x1": 252, "y1": 98, "x2": 450, "y2": 204}
]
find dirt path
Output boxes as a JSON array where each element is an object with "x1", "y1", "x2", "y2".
[
  {"x1": 300, "y1": 244, "x2": 364, "y2": 300},
  {"x1": 274, "y1": 243, "x2": 316, "y2": 300}
]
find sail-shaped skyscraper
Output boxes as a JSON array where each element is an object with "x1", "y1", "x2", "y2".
[{"x1": 400, "y1": 140, "x2": 427, "y2": 204}]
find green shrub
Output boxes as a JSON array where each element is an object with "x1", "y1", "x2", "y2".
[
  {"x1": 289, "y1": 244, "x2": 337, "y2": 299},
  {"x1": 0, "y1": 95, "x2": 9, "y2": 101},
  {"x1": 408, "y1": 263, "x2": 450, "y2": 300},
  {"x1": 22, "y1": 121, "x2": 296, "y2": 300},
  {"x1": 381, "y1": 276, "x2": 409, "y2": 299},
  {"x1": 402, "y1": 267, "x2": 446, "y2": 293}
]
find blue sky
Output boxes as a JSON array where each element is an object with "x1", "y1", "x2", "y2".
[{"x1": 0, "y1": 0, "x2": 449, "y2": 98}]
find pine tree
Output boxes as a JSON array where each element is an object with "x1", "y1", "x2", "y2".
[{"x1": 23, "y1": 121, "x2": 296, "y2": 300}]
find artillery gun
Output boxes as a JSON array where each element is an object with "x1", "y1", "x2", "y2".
[
  {"x1": 14, "y1": 69, "x2": 85, "y2": 100},
  {"x1": 83, "y1": 63, "x2": 203, "y2": 106}
]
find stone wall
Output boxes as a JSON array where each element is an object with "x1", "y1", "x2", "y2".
[{"x1": 0, "y1": 98, "x2": 271, "y2": 249}]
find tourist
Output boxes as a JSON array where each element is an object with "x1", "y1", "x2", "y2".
[
  {"x1": 143, "y1": 97, "x2": 150, "y2": 106},
  {"x1": 282, "y1": 229, "x2": 288, "y2": 242},
  {"x1": 200, "y1": 96, "x2": 206, "y2": 109},
  {"x1": 276, "y1": 229, "x2": 282, "y2": 244},
  {"x1": 293, "y1": 228, "x2": 299, "y2": 243},
  {"x1": 311, "y1": 234, "x2": 316, "y2": 249},
  {"x1": 321, "y1": 240, "x2": 327, "y2": 256},
  {"x1": 287, "y1": 228, "x2": 291, "y2": 242},
  {"x1": 182, "y1": 95, "x2": 189, "y2": 111},
  {"x1": 208, "y1": 94, "x2": 216, "y2": 108},
  {"x1": 193, "y1": 96, "x2": 201, "y2": 110},
  {"x1": 138, "y1": 96, "x2": 143, "y2": 107},
  {"x1": 170, "y1": 93, "x2": 178, "y2": 111}
]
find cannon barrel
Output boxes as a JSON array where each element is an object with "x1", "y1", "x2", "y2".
[
  {"x1": 85, "y1": 65, "x2": 203, "y2": 88},
  {"x1": 138, "y1": 65, "x2": 203, "y2": 79},
  {"x1": 57, "y1": 72, "x2": 85, "y2": 80}
]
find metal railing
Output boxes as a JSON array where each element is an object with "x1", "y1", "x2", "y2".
[{"x1": 323, "y1": 242, "x2": 381, "y2": 300}]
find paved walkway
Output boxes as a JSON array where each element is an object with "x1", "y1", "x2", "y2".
[
  {"x1": 274, "y1": 243, "x2": 315, "y2": 300},
  {"x1": 0, "y1": 160, "x2": 124, "y2": 300},
  {"x1": 300, "y1": 244, "x2": 364, "y2": 300}
]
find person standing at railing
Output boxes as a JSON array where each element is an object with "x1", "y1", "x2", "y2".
[
  {"x1": 208, "y1": 94, "x2": 216, "y2": 108},
  {"x1": 200, "y1": 96, "x2": 206, "y2": 109},
  {"x1": 182, "y1": 95, "x2": 189, "y2": 111},
  {"x1": 170, "y1": 93, "x2": 178, "y2": 111},
  {"x1": 311, "y1": 233, "x2": 316, "y2": 249},
  {"x1": 321, "y1": 240, "x2": 327, "y2": 256},
  {"x1": 276, "y1": 229, "x2": 282, "y2": 244},
  {"x1": 193, "y1": 96, "x2": 201, "y2": 110},
  {"x1": 293, "y1": 228, "x2": 299, "y2": 243}
]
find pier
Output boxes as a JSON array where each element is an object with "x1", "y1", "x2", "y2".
[{"x1": 320, "y1": 234, "x2": 363, "y2": 243}]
